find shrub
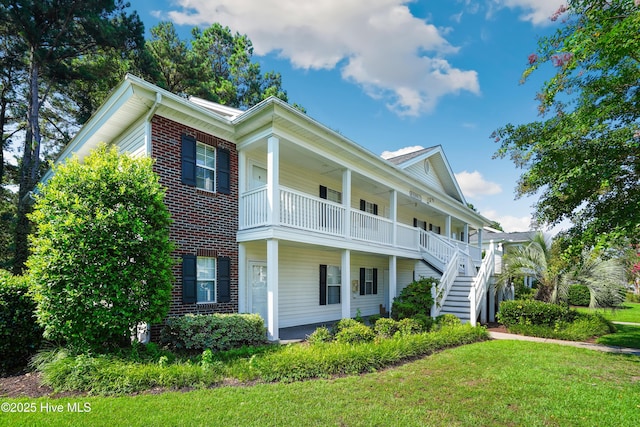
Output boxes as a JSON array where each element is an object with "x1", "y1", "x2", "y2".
[
  {"x1": 627, "y1": 292, "x2": 640, "y2": 303},
  {"x1": 514, "y1": 283, "x2": 535, "y2": 300},
  {"x1": 0, "y1": 271, "x2": 43, "y2": 374},
  {"x1": 307, "y1": 326, "x2": 332, "y2": 345},
  {"x1": 497, "y1": 299, "x2": 576, "y2": 327},
  {"x1": 396, "y1": 318, "x2": 425, "y2": 336},
  {"x1": 568, "y1": 284, "x2": 591, "y2": 306},
  {"x1": 28, "y1": 145, "x2": 174, "y2": 352},
  {"x1": 374, "y1": 318, "x2": 400, "y2": 339},
  {"x1": 435, "y1": 313, "x2": 462, "y2": 328},
  {"x1": 334, "y1": 322, "x2": 376, "y2": 344},
  {"x1": 507, "y1": 312, "x2": 615, "y2": 341},
  {"x1": 159, "y1": 313, "x2": 266, "y2": 353},
  {"x1": 331, "y1": 318, "x2": 362, "y2": 335},
  {"x1": 391, "y1": 277, "x2": 437, "y2": 320}
]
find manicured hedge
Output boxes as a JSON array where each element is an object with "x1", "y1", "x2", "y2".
[
  {"x1": 497, "y1": 299, "x2": 577, "y2": 327},
  {"x1": 0, "y1": 270, "x2": 42, "y2": 374},
  {"x1": 159, "y1": 313, "x2": 267, "y2": 353},
  {"x1": 568, "y1": 284, "x2": 591, "y2": 306}
]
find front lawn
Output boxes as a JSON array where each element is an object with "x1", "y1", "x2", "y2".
[
  {"x1": 576, "y1": 302, "x2": 640, "y2": 324},
  {"x1": 596, "y1": 324, "x2": 640, "y2": 349},
  {"x1": 2, "y1": 340, "x2": 639, "y2": 426}
]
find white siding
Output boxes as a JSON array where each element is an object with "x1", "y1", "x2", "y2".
[
  {"x1": 396, "y1": 259, "x2": 415, "y2": 296},
  {"x1": 115, "y1": 119, "x2": 146, "y2": 158},
  {"x1": 415, "y1": 260, "x2": 441, "y2": 282},
  {"x1": 278, "y1": 246, "x2": 343, "y2": 327},
  {"x1": 404, "y1": 160, "x2": 445, "y2": 193}
]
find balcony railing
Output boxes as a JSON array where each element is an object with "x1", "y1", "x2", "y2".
[{"x1": 240, "y1": 186, "x2": 479, "y2": 260}]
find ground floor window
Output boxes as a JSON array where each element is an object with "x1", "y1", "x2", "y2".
[
  {"x1": 320, "y1": 264, "x2": 341, "y2": 305},
  {"x1": 360, "y1": 267, "x2": 378, "y2": 295},
  {"x1": 197, "y1": 257, "x2": 216, "y2": 303}
]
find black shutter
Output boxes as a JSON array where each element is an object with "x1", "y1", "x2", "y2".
[
  {"x1": 217, "y1": 256, "x2": 231, "y2": 303},
  {"x1": 319, "y1": 265, "x2": 327, "y2": 305},
  {"x1": 359, "y1": 268, "x2": 365, "y2": 295},
  {"x1": 373, "y1": 269, "x2": 378, "y2": 295},
  {"x1": 217, "y1": 148, "x2": 231, "y2": 194},
  {"x1": 373, "y1": 204, "x2": 378, "y2": 216},
  {"x1": 360, "y1": 199, "x2": 366, "y2": 211},
  {"x1": 319, "y1": 185, "x2": 327, "y2": 199},
  {"x1": 181, "y1": 134, "x2": 197, "y2": 186},
  {"x1": 182, "y1": 254, "x2": 197, "y2": 303},
  {"x1": 413, "y1": 218, "x2": 418, "y2": 227}
]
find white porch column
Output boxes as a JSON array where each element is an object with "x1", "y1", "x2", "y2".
[
  {"x1": 463, "y1": 223, "x2": 469, "y2": 243},
  {"x1": 238, "y1": 150, "x2": 246, "y2": 229},
  {"x1": 267, "y1": 136, "x2": 280, "y2": 226},
  {"x1": 238, "y1": 243, "x2": 246, "y2": 313},
  {"x1": 480, "y1": 288, "x2": 488, "y2": 324},
  {"x1": 478, "y1": 228, "x2": 483, "y2": 249},
  {"x1": 341, "y1": 249, "x2": 351, "y2": 319},
  {"x1": 389, "y1": 190, "x2": 397, "y2": 246},
  {"x1": 488, "y1": 280, "x2": 496, "y2": 323},
  {"x1": 445, "y1": 215, "x2": 452, "y2": 240},
  {"x1": 342, "y1": 169, "x2": 351, "y2": 239},
  {"x1": 267, "y1": 238, "x2": 279, "y2": 341},
  {"x1": 388, "y1": 256, "x2": 397, "y2": 317}
]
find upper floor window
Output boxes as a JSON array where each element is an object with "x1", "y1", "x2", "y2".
[
  {"x1": 359, "y1": 199, "x2": 378, "y2": 215},
  {"x1": 181, "y1": 134, "x2": 231, "y2": 194},
  {"x1": 196, "y1": 143, "x2": 216, "y2": 192},
  {"x1": 319, "y1": 185, "x2": 342, "y2": 203}
]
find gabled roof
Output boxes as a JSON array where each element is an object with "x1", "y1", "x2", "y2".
[{"x1": 384, "y1": 145, "x2": 467, "y2": 205}]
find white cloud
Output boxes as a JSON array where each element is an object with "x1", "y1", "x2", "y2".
[
  {"x1": 157, "y1": 0, "x2": 480, "y2": 116},
  {"x1": 492, "y1": 0, "x2": 568, "y2": 26},
  {"x1": 380, "y1": 145, "x2": 425, "y2": 159},
  {"x1": 481, "y1": 209, "x2": 532, "y2": 232},
  {"x1": 455, "y1": 170, "x2": 502, "y2": 198}
]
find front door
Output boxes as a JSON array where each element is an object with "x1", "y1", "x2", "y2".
[{"x1": 249, "y1": 262, "x2": 268, "y2": 325}]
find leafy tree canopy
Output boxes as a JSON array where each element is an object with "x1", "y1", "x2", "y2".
[
  {"x1": 28, "y1": 145, "x2": 174, "y2": 352},
  {"x1": 492, "y1": 0, "x2": 640, "y2": 251}
]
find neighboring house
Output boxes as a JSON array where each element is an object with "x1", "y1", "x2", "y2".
[{"x1": 44, "y1": 74, "x2": 499, "y2": 341}]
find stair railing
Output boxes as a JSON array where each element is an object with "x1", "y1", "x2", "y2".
[
  {"x1": 431, "y1": 248, "x2": 459, "y2": 317},
  {"x1": 468, "y1": 241, "x2": 496, "y2": 326}
]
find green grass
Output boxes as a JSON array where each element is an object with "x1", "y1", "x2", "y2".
[
  {"x1": 596, "y1": 324, "x2": 640, "y2": 349},
  {"x1": 576, "y1": 302, "x2": 640, "y2": 323},
  {"x1": 2, "y1": 340, "x2": 639, "y2": 426}
]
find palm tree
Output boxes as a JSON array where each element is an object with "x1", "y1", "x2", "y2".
[
  {"x1": 499, "y1": 232, "x2": 557, "y2": 301},
  {"x1": 500, "y1": 232, "x2": 626, "y2": 308}
]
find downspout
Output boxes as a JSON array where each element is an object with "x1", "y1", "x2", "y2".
[{"x1": 144, "y1": 92, "x2": 162, "y2": 156}]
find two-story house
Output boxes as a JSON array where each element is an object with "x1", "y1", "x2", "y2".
[{"x1": 44, "y1": 74, "x2": 498, "y2": 341}]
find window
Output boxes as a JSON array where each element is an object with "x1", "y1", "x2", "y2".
[
  {"x1": 359, "y1": 268, "x2": 378, "y2": 295},
  {"x1": 360, "y1": 199, "x2": 378, "y2": 215},
  {"x1": 181, "y1": 134, "x2": 231, "y2": 194},
  {"x1": 196, "y1": 143, "x2": 216, "y2": 192},
  {"x1": 429, "y1": 224, "x2": 441, "y2": 234},
  {"x1": 181, "y1": 254, "x2": 231, "y2": 304},
  {"x1": 197, "y1": 257, "x2": 216, "y2": 303},
  {"x1": 319, "y1": 185, "x2": 342, "y2": 203},
  {"x1": 413, "y1": 218, "x2": 427, "y2": 230},
  {"x1": 327, "y1": 265, "x2": 341, "y2": 304},
  {"x1": 319, "y1": 264, "x2": 341, "y2": 305}
]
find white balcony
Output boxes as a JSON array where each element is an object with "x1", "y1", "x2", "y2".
[{"x1": 239, "y1": 185, "x2": 478, "y2": 259}]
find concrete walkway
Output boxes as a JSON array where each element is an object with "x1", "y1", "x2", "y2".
[{"x1": 488, "y1": 329, "x2": 640, "y2": 356}]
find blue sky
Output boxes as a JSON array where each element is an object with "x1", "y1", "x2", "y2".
[{"x1": 131, "y1": 0, "x2": 569, "y2": 232}]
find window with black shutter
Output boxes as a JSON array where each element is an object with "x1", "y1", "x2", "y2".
[{"x1": 182, "y1": 254, "x2": 197, "y2": 303}]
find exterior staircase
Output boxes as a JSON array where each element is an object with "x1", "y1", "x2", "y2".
[
  {"x1": 439, "y1": 277, "x2": 473, "y2": 323},
  {"x1": 419, "y1": 230, "x2": 500, "y2": 326}
]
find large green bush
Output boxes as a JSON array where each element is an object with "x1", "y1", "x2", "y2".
[
  {"x1": 159, "y1": 313, "x2": 267, "y2": 352},
  {"x1": 497, "y1": 300, "x2": 576, "y2": 327},
  {"x1": 0, "y1": 270, "x2": 42, "y2": 374},
  {"x1": 568, "y1": 284, "x2": 591, "y2": 306},
  {"x1": 27, "y1": 145, "x2": 174, "y2": 352},
  {"x1": 391, "y1": 277, "x2": 437, "y2": 320}
]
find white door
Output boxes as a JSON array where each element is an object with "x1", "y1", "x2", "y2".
[
  {"x1": 249, "y1": 262, "x2": 268, "y2": 325},
  {"x1": 250, "y1": 165, "x2": 267, "y2": 189}
]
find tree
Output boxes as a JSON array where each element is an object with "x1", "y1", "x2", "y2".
[
  {"x1": 492, "y1": 0, "x2": 640, "y2": 250},
  {"x1": 501, "y1": 232, "x2": 626, "y2": 307},
  {"x1": 28, "y1": 145, "x2": 174, "y2": 352},
  {"x1": 146, "y1": 22, "x2": 293, "y2": 110},
  {"x1": 0, "y1": 0, "x2": 144, "y2": 273}
]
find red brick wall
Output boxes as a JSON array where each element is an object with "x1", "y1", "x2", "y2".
[{"x1": 151, "y1": 115, "x2": 239, "y2": 318}]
